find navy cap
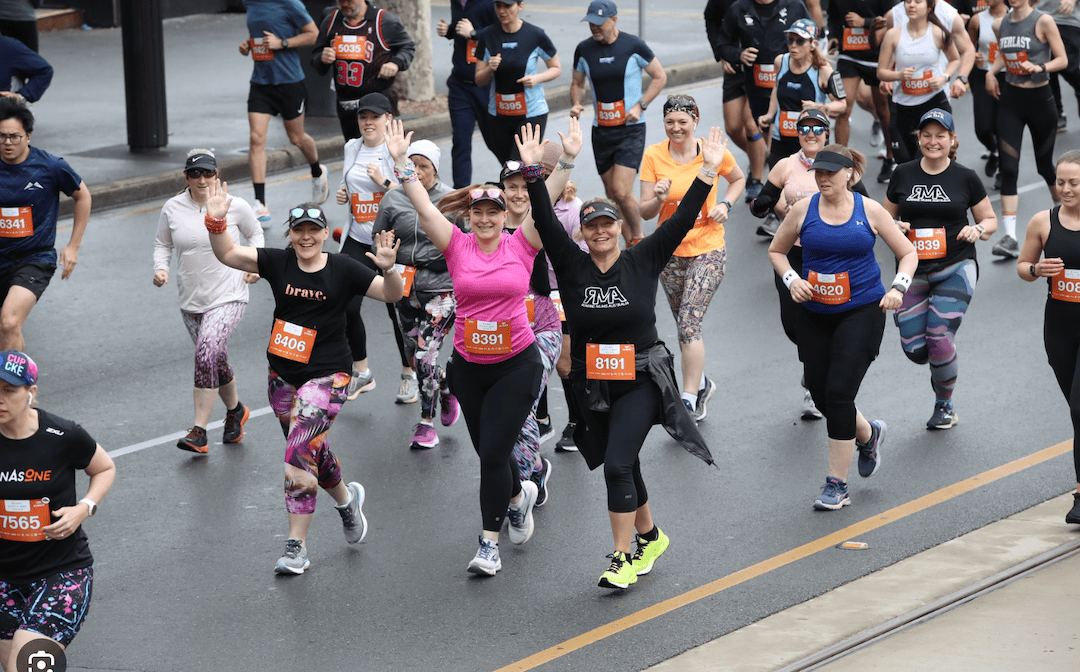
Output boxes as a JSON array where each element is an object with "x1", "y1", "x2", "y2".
[
  {"x1": 184, "y1": 153, "x2": 217, "y2": 172},
  {"x1": 917, "y1": 108, "x2": 955, "y2": 132},
  {"x1": 355, "y1": 92, "x2": 392, "y2": 116},
  {"x1": 580, "y1": 200, "x2": 621, "y2": 225},
  {"x1": 583, "y1": 0, "x2": 618, "y2": 25},
  {"x1": 798, "y1": 109, "x2": 829, "y2": 127}
]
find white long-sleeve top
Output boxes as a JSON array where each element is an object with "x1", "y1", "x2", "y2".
[
  {"x1": 153, "y1": 190, "x2": 265, "y2": 313},
  {"x1": 339, "y1": 137, "x2": 396, "y2": 247}
]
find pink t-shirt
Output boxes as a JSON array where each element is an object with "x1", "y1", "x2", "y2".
[{"x1": 444, "y1": 226, "x2": 539, "y2": 364}]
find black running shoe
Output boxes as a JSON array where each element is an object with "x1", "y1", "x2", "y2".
[
  {"x1": 222, "y1": 403, "x2": 250, "y2": 443},
  {"x1": 877, "y1": 158, "x2": 895, "y2": 184},
  {"x1": 555, "y1": 422, "x2": 578, "y2": 452},
  {"x1": 985, "y1": 153, "x2": 999, "y2": 178},
  {"x1": 1067, "y1": 493, "x2": 1080, "y2": 524},
  {"x1": 530, "y1": 458, "x2": 552, "y2": 507}
]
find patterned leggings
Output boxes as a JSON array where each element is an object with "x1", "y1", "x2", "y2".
[
  {"x1": 0, "y1": 566, "x2": 93, "y2": 646},
  {"x1": 512, "y1": 327, "x2": 562, "y2": 480},
  {"x1": 395, "y1": 291, "x2": 456, "y2": 419},
  {"x1": 893, "y1": 259, "x2": 977, "y2": 402},
  {"x1": 268, "y1": 368, "x2": 349, "y2": 515},
  {"x1": 181, "y1": 301, "x2": 245, "y2": 389},
  {"x1": 660, "y1": 247, "x2": 727, "y2": 344}
]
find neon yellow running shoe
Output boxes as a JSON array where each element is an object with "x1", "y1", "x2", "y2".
[
  {"x1": 631, "y1": 528, "x2": 670, "y2": 576},
  {"x1": 598, "y1": 551, "x2": 637, "y2": 589}
]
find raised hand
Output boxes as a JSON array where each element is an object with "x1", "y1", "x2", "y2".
[
  {"x1": 386, "y1": 119, "x2": 414, "y2": 164},
  {"x1": 700, "y1": 126, "x2": 729, "y2": 171},
  {"x1": 206, "y1": 178, "x2": 233, "y2": 220},
  {"x1": 367, "y1": 230, "x2": 401, "y2": 270},
  {"x1": 515, "y1": 123, "x2": 545, "y2": 166},
  {"x1": 557, "y1": 115, "x2": 583, "y2": 159}
]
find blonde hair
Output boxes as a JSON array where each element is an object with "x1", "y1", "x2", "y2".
[
  {"x1": 187, "y1": 148, "x2": 215, "y2": 158},
  {"x1": 820, "y1": 144, "x2": 867, "y2": 187},
  {"x1": 1057, "y1": 150, "x2": 1080, "y2": 169}
]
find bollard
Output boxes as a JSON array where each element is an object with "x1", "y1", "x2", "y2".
[{"x1": 120, "y1": 0, "x2": 168, "y2": 151}]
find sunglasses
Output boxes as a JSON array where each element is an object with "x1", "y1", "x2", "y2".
[
  {"x1": 503, "y1": 160, "x2": 524, "y2": 173},
  {"x1": 288, "y1": 207, "x2": 325, "y2": 223},
  {"x1": 185, "y1": 169, "x2": 217, "y2": 178},
  {"x1": 470, "y1": 188, "x2": 504, "y2": 201},
  {"x1": 787, "y1": 36, "x2": 809, "y2": 46},
  {"x1": 797, "y1": 124, "x2": 828, "y2": 136}
]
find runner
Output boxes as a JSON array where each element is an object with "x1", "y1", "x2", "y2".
[
  {"x1": 153, "y1": 150, "x2": 264, "y2": 454},
  {"x1": 239, "y1": 0, "x2": 328, "y2": 226},
  {"x1": 0, "y1": 98, "x2": 90, "y2": 352},
  {"x1": 986, "y1": 0, "x2": 1067, "y2": 259},
  {"x1": 769, "y1": 145, "x2": 917, "y2": 510},
  {"x1": 884, "y1": 109, "x2": 997, "y2": 429},
  {"x1": 967, "y1": 0, "x2": 1007, "y2": 188},
  {"x1": 570, "y1": 0, "x2": 666, "y2": 244},
  {"x1": 532, "y1": 124, "x2": 721, "y2": 589},
  {"x1": 205, "y1": 188, "x2": 404, "y2": 574},
  {"x1": 1017, "y1": 149, "x2": 1080, "y2": 525},
  {"x1": 639, "y1": 94, "x2": 746, "y2": 421},
  {"x1": 1036, "y1": 0, "x2": 1080, "y2": 133},
  {"x1": 0, "y1": 351, "x2": 116, "y2": 665},
  {"x1": 475, "y1": 0, "x2": 561, "y2": 163}
]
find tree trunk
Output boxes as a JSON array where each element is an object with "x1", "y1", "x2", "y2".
[{"x1": 385, "y1": 0, "x2": 436, "y2": 102}]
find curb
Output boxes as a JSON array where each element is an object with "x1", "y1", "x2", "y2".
[{"x1": 60, "y1": 58, "x2": 720, "y2": 217}]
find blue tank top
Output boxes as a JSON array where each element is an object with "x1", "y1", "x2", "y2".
[
  {"x1": 799, "y1": 192, "x2": 886, "y2": 314},
  {"x1": 772, "y1": 54, "x2": 828, "y2": 140}
]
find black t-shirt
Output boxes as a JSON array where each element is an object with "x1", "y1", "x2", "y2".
[
  {"x1": 887, "y1": 160, "x2": 987, "y2": 273},
  {"x1": 0, "y1": 410, "x2": 97, "y2": 584},
  {"x1": 257, "y1": 247, "x2": 376, "y2": 387}
]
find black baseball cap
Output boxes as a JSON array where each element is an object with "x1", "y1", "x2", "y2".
[
  {"x1": 355, "y1": 92, "x2": 392, "y2": 116},
  {"x1": 469, "y1": 187, "x2": 507, "y2": 210},
  {"x1": 809, "y1": 150, "x2": 854, "y2": 172},
  {"x1": 286, "y1": 203, "x2": 329, "y2": 229},
  {"x1": 798, "y1": 109, "x2": 829, "y2": 127},
  {"x1": 580, "y1": 200, "x2": 621, "y2": 225},
  {"x1": 185, "y1": 153, "x2": 217, "y2": 172}
]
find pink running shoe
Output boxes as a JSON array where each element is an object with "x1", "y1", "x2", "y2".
[
  {"x1": 440, "y1": 391, "x2": 460, "y2": 427},
  {"x1": 410, "y1": 422, "x2": 439, "y2": 450}
]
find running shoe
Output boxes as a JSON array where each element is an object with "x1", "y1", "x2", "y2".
[
  {"x1": 870, "y1": 119, "x2": 883, "y2": 147},
  {"x1": 252, "y1": 199, "x2": 272, "y2": 230},
  {"x1": 507, "y1": 480, "x2": 538, "y2": 544},
  {"x1": 313, "y1": 164, "x2": 330, "y2": 203},
  {"x1": 346, "y1": 368, "x2": 376, "y2": 400},
  {"x1": 985, "y1": 153, "x2": 999, "y2": 178},
  {"x1": 801, "y1": 388, "x2": 823, "y2": 420},
  {"x1": 335, "y1": 481, "x2": 368, "y2": 544},
  {"x1": 992, "y1": 234, "x2": 1020, "y2": 258},
  {"x1": 555, "y1": 422, "x2": 578, "y2": 452},
  {"x1": 177, "y1": 426, "x2": 208, "y2": 454},
  {"x1": 631, "y1": 528, "x2": 670, "y2": 576},
  {"x1": 927, "y1": 401, "x2": 959, "y2": 430},
  {"x1": 222, "y1": 402, "x2": 250, "y2": 443},
  {"x1": 877, "y1": 157, "x2": 895, "y2": 184},
  {"x1": 857, "y1": 419, "x2": 886, "y2": 478},
  {"x1": 683, "y1": 398, "x2": 696, "y2": 418},
  {"x1": 695, "y1": 376, "x2": 717, "y2": 422},
  {"x1": 396, "y1": 374, "x2": 419, "y2": 404},
  {"x1": 410, "y1": 422, "x2": 439, "y2": 450},
  {"x1": 530, "y1": 457, "x2": 552, "y2": 507},
  {"x1": 814, "y1": 477, "x2": 851, "y2": 510},
  {"x1": 756, "y1": 212, "x2": 780, "y2": 238},
  {"x1": 440, "y1": 389, "x2": 460, "y2": 426},
  {"x1": 275, "y1": 538, "x2": 310, "y2": 575},
  {"x1": 1058, "y1": 113, "x2": 1068, "y2": 134},
  {"x1": 467, "y1": 536, "x2": 501, "y2": 576},
  {"x1": 598, "y1": 551, "x2": 637, "y2": 589},
  {"x1": 744, "y1": 178, "x2": 763, "y2": 203},
  {"x1": 537, "y1": 417, "x2": 555, "y2": 444},
  {"x1": 1067, "y1": 493, "x2": 1080, "y2": 524}
]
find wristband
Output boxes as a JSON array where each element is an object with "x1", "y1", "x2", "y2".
[
  {"x1": 892, "y1": 272, "x2": 912, "y2": 292},
  {"x1": 719, "y1": 198, "x2": 732, "y2": 209},
  {"x1": 204, "y1": 214, "x2": 227, "y2": 234},
  {"x1": 393, "y1": 161, "x2": 418, "y2": 183},
  {"x1": 782, "y1": 269, "x2": 799, "y2": 289},
  {"x1": 521, "y1": 163, "x2": 544, "y2": 183},
  {"x1": 556, "y1": 157, "x2": 574, "y2": 171},
  {"x1": 700, "y1": 167, "x2": 718, "y2": 179}
]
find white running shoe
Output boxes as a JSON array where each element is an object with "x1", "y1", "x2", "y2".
[
  {"x1": 506, "y1": 480, "x2": 538, "y2": 545},
  {"x1": 252, "y1": 199, "x2": 272, "y2": 230},
  {"x1": 312, "y1": 165, "x2": 329, "y2": 204}
]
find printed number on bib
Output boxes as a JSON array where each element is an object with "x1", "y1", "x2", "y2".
[
  {"x1": 901, "y1": 70, "x2": 933, "y2": 95},
  {"x1": 598, "y1": 101, "x2": 626, "y2": 127},
  {"x1": 0, "y1": 207, "x2": 33, "y2": 238},
  {"x1": 550, "y1": 290, "x2": 566, "y2": 322},
  {"x1": 525, "y1": 294, "x2": 536, "y2": 326},
  {"x1": 395, "y1": 264, "x2": 416, "y2": 298},
  {"x1": 1051, "y1": 269, "x2": 1080, "y2": 303},
  {"x1": 268, "y1": 320, "x2": 316, "y2": 364},
  {"x1": 333, "y1": 34, "x2": 369, "y2": 61},
  {"x1": 974, "y1": 0, "x2": 988, "y2": 12},
  {"x1": 463, "y1": 319, "x2": 511, "y2": 355},
  {"x1": 586, "y1": 343, "x2": 635, "y2": 380},
  {"x1": 753, "y1": 64, "x2": 777, "y2": 89},
  {"x1": 1004, "y1": 51, "x2": 1029, "y2": 76},
  {"x1": 496, "y1": 92, "x2": 527, "y2": 117},
  {"x1": 808, "y1": 270, "x2": 851, "y2": 305},
  {"x1": 0, "y1": 499, "x2": 50, "y2": 543},
  {"x1": 779, "y1": 111, "x2": 801, "y2": 138},
  {"x1": 351, "y1": 191, "x2": 384, "y2": 223},
  {"x1": 466, "y1": 39, "x2": 478, "y2": 64},
  {"x1": 658, "y1": 199, "x2": 711, "y2": 229},
  {"x1": 842, "y1": 27, "x2": 870, "y2": 51},
  {"x1": 988, "y1": 42, "x2": 998, "y2": 65},
  {"x1": 250, "y1": 38, "x2": 274, "y2": 61},
  {"x1": 909, "y1": 227, "x2": 947, "y2": 260}
]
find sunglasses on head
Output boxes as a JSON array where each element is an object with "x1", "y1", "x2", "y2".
[
  {"x1": 288, "y1": 207, "x2": 324, "y2": 221},
  {"x1": 470, "y1": 188, "x2": 504, "y2": 201},
  {"x1": 185, "y1": 169, "x2": 216, "y2": 178},
  {"x1": 797, "y1": 124, "x2": 828, "y2": 136},
  {"x1": 503, "y1": 160, "x2": 524, "y2": 173},
  {"x1": 787, "y1": 36, "x2": 809, "y2": 46}
]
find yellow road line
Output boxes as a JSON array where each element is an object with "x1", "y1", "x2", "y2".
[{"x1": 495, "y1": 440, "x2": 1075, "y2": 672}]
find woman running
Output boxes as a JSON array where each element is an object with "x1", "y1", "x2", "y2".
[
  {"x1": 639, "y1": 94, "x2": 746, "y2": 421},
  {"x1": 154, "y1": 149, "x2": 264, "y2": 454},
  {"x1": 0, "y1": 351, "x2": 115, "y2": 666},
  {"x1": 1017, "y1": 149, "x2": 1080, "y2": 525},
  {"x1": 769, "y1": 145, "x2": 917, "y2": 510},
  {"x1": 885, "y1": 109, "x2": 997, "y2": 429},
  {"x1": 206, "y1": 188, "x2": 404, "y2": 575},
  {"x1": 967, "y1": 0, "x2": 1007, "y2": 188},
  {"x1": 986, "y1": 0, "x2": 1067, "y2": 259},
  {"x1": 370, "y1": 139, "x2": 459, "y2": 450}
]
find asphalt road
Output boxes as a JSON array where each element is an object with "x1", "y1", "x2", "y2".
[{"x1": 37, "y1": 77, "x2": 1080, "y2": 672}]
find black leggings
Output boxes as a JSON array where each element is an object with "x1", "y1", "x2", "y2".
[
  {"x1": 798, "y1": 302, "x2": 885, "y2": 440},
  {"x1": 970, "y1": 71, "x2": 1002, "y2": 156},
  {"x1": 774, "y1": 245, "x2": 803, "y2": 351},
  {"x1": 487, "y1": 113, "x2": 547, "y2": 164},
  {"x1": 998, "y1": 83, "x2": 1058, "y2": 197},
  {"x1": 340, "y1": 237, "x2": 409, "y2": 367},
  {"x1": 449, "y1": 344, "x2": 544, "y2": 531},
  {"x1": 1049, "y1": 24, "x2": 1080, "y2": 118},
  {"x1": 890, "y1": 92, "x2": 950, "y2": 164},
  {"x1": 1044, "y1": 300, "x2": 1080, "y2": 482},
  {"x1": 599, "y1": 378, "x2": 661, "y2": 513}
]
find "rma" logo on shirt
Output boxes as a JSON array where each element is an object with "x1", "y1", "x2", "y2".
[
  {"x1": 582, "y1": 286, "x2": 630, "y2": 308},
  {"x1": 907, "y1": 184, "x2": 950, "y2": 203}
]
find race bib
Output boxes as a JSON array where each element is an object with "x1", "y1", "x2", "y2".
[
  {"x1": 395, "y1": 264, "x2": 416, "y2": 298},
  {"x1": 1051, "y1": 269, "x2": 1080, "y2": 302},
  {"x1": 901, "y1": 70, "x2": 933, "y2": 95},
  {"x1": 351, "y1": 191, "x2": 384, "y2": 224},
  {"x1": 496, "y1": 92, "x2": 527, "y2": 117},
  {"x1": 0, "y1": 206, "x2": 33, "y2": 238},
  {"x1": 0, "y1": 499, "x2": 50, "y2": 543},
  {"x1": 974, "y1": 0, "x2": 989, "y2": 12},
  {"x1": 525, "y1": 294, "x2": 536, "y2": 325},
  {"x1": 333, "y1": 34, "x2": 368, "y2": 61},
  {"x1": 1004, "y1": 51, "x2": 1029, "y2": 76},
  {"x1": 658, "y1": 199, "x2": 711, "y2": 228},
  {"x1": 268, "y1": 319, "x2": 316, "y2": 364},
  {"x1": 909, "y1": 227, "x2": 947, "y2": 260},
  {"x1": 988, "y1": 42, "x2": 998, "y2": 65},
  {"x1": 778, "y1": 111, "x2": 801, "y2": 138},
  {"x1": 597, "y1": 100, "x2": 626, "y2": 127},
  {"x1": 550, "y1": 290, "x2": 566, "y2": 322},
  {"x1": 807, "y1": 270, "x2": 851, "y2": 305},
  {"x1": 466, "y1": 38, "x2": 478, "y2": 64},
  {"x1": 753, "y1": 63, "x2": 777, "y2": 89},
  {"x1": 586, "y1": 343, "x2": 635, "y2": 380},
  {"x1": 250, "y1": 37, "x2": 274, "y2": 61},
  {"x1": 463, "y1": 319, "x2": 512, "y2": 355},
  {"x1": 842, "y1": 27, "x2": 871, "y2": 51}
]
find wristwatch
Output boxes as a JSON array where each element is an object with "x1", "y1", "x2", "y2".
[
  {"x1": 639, "y1": 99, "x2": 649, "y2": 111},
  {"x1": 959, "y1": 75, "x2": 969, "y2": 85},
  {"x1": 891, "y1": 283, "x2": 908, "y2": 294},
  {"x1": 281, "y1": 38, "x2": 289, "y2": 49},
  {"x1": 1031, "y1": 263, "x2": 1038, "y2": 278},
  {"x1": 80, "y1": 498, "x2": 98, "y2": 517},
  {"x1": 382, "y1": 178, "x2": 392, "y2": 189},
  {"x1": 719, "y1": 198, "x2": 732, "y2": 209},
  {"x1": 974, "y1": 223, "x2": 985, "y2": 234}
]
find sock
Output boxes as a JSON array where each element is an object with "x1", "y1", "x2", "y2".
[
  {"x1": 1003, "y1": 214, "x2": 1017, "y2": 239},
  {"x1": 639, "y1": 526, "x2": 659, "y2": 542},
  {"x1": 681, "y1": 392, "x2": 697, "y2": 405},
  {"x1": 699, "y1": 372, "x2": 707, "y2": 390},
  {"x1": 419, "y1": 419, "x2": 433, "y2": 427},
  {"x1": 254, "y1": 182, "x2": 266, "y2": 204},
  {"x1": 310, "y1": 162, "x2": 322, "y2": 178},
  {"x1": 336, "y1": 488, "x2": 354, "y2": 509}
]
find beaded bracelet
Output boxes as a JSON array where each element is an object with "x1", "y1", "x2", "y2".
[
  {"x1": 204, "y1": 214, "x2": 227, "y2": 234},
  {"x1": 393, "y1": 161, "x2": 418, "y2": 183},
  {"x1": 520, "y1": 163, "x2": 544, "y2": 183}
]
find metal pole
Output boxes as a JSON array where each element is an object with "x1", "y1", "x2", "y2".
[
  {"x1": 639, "y1": 0, "x2": 645, "y2": 40},
  {"x1": 120, "y1": 0, "x2": 168, "y2": 151}
]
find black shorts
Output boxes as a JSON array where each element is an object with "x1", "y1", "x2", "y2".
[
  {"x1": 248, "y1": 81, "x2": 307, "y2": 120},
  {"x1": 0, "y1": 260, "x2": 56, "y2": 303},
  {"x1": 591, "y1": 123, "x2": 647, "y2": 175},
  {"x1": 722, "y1": 67, "x2": 747, "y2": 102},
  {"x1": 837, "y1": 58, "x2": 880, "y2": 87}
]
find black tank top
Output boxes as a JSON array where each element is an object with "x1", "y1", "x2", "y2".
[{"x1": 1043, "y1": 205, "x2": 1080, "y2": 301}]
